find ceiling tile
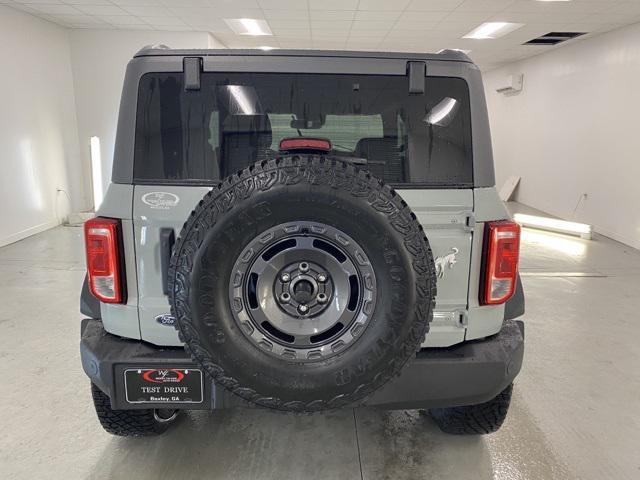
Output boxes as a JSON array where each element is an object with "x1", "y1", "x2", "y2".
[
  {"x1": 583, "y1": 11, "x2": 639, "y2": 24},
  {"x1": 186, "y1": 20, "x2": 230, "y2": 31},
  {"x1": 158, "y1": 0, "x2": 210, "y2": 6},
  {"x1": 308, "y1": 0, "x2": 358, "y2": 11},
  {"x1": 454, "y1": 0, "x2": 514, "y2": 13},
  {"x1": 268, "y1": 19, "x2": 308, "y2": 30},
  {"x1": 101, "y1": 15, "x2": 146, "y2": 24},
  {"x1": 406, "y1": 0, "x2": 463, "y2": 12},
  {"x1": 67, "y1": 23, "x2": 115, "y2": 28},
  {"x1": 312, "y1": 32, "x2": 349, "y2": 40},
  {"x1": 263, "y1": 9, "x2": 309, "y2": 20},
  {"x1": 112, "y1": 0, "x2": 163, "y2": 6},
  {"x1": 271, "y1": 26, "x2": 310, "y2": 36},
  {"x1": 209, "y1": 0, "x2": 261, "y2": 8},
  {"x1": 278, "y1": 38, "x2": 313, "y2": 47},
  {"x1": 112, "y1": 23, "x2": 155, "y2": 30},
  {"x1": 3, "y1": 0, "x2": 636, "y2": 70},
  {"x1": 354, "y1": 10, "x2": 400, "y2": 21},
  {"x1": 351, "y1": 20, "x2": 393, "y2": 33},
  {"x1": 45, "y1": 13, "x2": 107, "y2": 24},
  {"x1": 153, "y1": 24, "x2": 192, "y2": 30},
  {"x1": 357, "y1": 0, "x2": 410, "y2": 11},
  {"x1": 347, "y1": 36, "x2": 384, "y2": 45},
  {"x1": 442, "y1": 11, "x2": 494, "y2": 23},
  {"x1": 123, "y1": 5, "x2": 173, "y2": 16},
  {"x1": 311, "y1": 10, "x2": 356, "y2": 22},
  {"x1": 258, "y1": 0, "x2": 307, "y2": 10},
  {"x1": 310, "y1": 20, "x2": 352, "y2": 30},
  {"x1": 29, "y1": 4, "x2": 84, "y2": 15},
  {"x1": 387, "y1": 23, "x2": 441, "y2": 36},
  {"x1": 211, "y1": 6, "x2": 264, "y2": 17},
  {"x1": 611, "y1": 2, "x2": 640, "y2": 15},
  {"x1": 505, "y1": 0, "x2": 608, "y2": 15},
  {"x1": 11, "y1": 0, "x2": 62, "y2": 4},
  {"x1": 75, "y1": 5, "x2": 129, "y2": 15},
  {"x1": 140, "y1": 15, "x2": 187, "y2": 26},
  {"x1": 398, "y1": 10, "x2": 450, "y2": 22},
  {"x1": 312, "y1": 40, "x2": 348, "y2": 49}
]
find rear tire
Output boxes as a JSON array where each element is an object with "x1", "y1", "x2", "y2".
[
  {"x1": 429, "y1": 384, "x2": 513, "y2": 435},
  {"x1": 90, "y1": 383, "x2": 179, "y2": 437}
]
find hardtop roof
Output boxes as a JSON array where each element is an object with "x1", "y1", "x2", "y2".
[{"x1": 134, "y1": 46, "x2": 473, "y2": 64}]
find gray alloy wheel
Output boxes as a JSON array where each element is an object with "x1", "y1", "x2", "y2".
[{"x1": 229, "y1": 222, "x2": 376, "y2": 362}]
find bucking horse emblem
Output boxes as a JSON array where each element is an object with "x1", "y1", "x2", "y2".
[{"x1": 435, "y1": 247, "x2": 459, "y2": 279}]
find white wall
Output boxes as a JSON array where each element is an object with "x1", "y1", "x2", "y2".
[
  {"x1": 0, "y1": 6, "x2": 83, "y2": 247},
  {"x1": 69, "y1": 30, "x2": 220, "y2": 208},
  {"x1": 485, "y1": 23, "x2": 640, "y2": 249}
]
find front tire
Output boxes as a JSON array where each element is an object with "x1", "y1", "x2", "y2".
[
  {"x1": 90, "y1": 384, "x2": 179, "y2": 437},
  {"x1": 429, "y1": 384, "x2": 513, "y2": 435}
]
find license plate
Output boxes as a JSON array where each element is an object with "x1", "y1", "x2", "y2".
[{"x1": 124, "y1": 368, "x2": 203, "y2": 404}]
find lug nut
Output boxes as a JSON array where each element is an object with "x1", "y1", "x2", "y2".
[
  {"x1": 317, "y1": 274, "x2": 327, "y2": 283},
  {"x1": 299, "y1": 262, "x2": 309, "y2": 273},
  {"x1": 317, "y1": 293, "x2": 328, "y2": 304},
  {"x1": 280, "y1": 273, "x2": 290, "y2": 282},
  {"x1": 280, "y1": 292, "x2": 290, "y2": 303},
  {"x1": 298, "y1": 304, "x2": 309, "y2": 314}
]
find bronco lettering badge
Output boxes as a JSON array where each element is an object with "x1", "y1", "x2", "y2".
[
  {"x1": 124, "y1": 368, "x2": 203, "y2": 404},
  {"x1": 155, "y1": 313, "x2": 176, "y2": 327}
]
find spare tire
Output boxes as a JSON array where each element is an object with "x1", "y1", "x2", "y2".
[{"x1": 168, "y1": 155, "x2": 436, "y2": 412}]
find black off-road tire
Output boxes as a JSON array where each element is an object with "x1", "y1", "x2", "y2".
[
  {"x1": 168, "y1": 155, "x2": 437, "y2": 413},
  {"x1": 91, "y1": 384, "x2": 178, "y2": 437},
  {"x1": 429, "y1": 384, "x2": 514, "y2": 435}
]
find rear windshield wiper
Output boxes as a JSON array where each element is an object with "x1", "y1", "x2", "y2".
[{"x1": 329, "y1": 154, "x2": 368, "y2": 165}]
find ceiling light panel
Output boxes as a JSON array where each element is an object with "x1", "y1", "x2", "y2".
[
  {"x1": 224, "y1": 18, "x2": 273, "y2": 36},
  {"x1": 463, "y1": 22, "x2": 524, "y2": 39}
]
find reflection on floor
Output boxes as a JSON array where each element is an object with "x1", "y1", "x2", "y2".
[{"x1": 1, "y1": 211, "x2": 639, "y2": 479}]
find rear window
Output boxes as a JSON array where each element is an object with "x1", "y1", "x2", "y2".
[{"x1": 134, "y1": 72, "x2": 473, "y2": 187}]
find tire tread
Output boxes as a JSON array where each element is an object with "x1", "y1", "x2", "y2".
[
  {"x1": 429, "y1": 384, "x2": 513, "y2": 435},
  {"x1": 168, "y1": 155, "x2": 438, "y2": 412},
  {"x1": 90, "y1": 384, "x2": 172, "y2": 437}
]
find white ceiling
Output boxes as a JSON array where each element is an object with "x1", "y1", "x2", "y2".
[{"x1": 4, "y1": 0, "x2": 640, "y2": 70}]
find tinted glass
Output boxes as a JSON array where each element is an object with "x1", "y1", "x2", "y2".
[{"x1": 134, "y1": 72, "x2": 473, "y2": 186}]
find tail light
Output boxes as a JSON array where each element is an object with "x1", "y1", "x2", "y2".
[
  {"x1": 279, "y1": 138, "x2": 332, "y2": 152},
  {"x1": 481, "y1": 220, "x2": 520, "y2": 305},
  {"x1": 84, "y1": 217, "x2": 125, "y2": 303}
]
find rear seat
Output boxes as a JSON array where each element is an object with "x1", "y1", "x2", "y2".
[
  {"x1": 222, "y1": 115, "x2": 274, "y2": 177},
  {"x1": 354, "y1": 137, "x2": 405, "y2": 183}
]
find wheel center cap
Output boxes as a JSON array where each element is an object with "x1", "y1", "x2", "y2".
[{"x1": 292, "y1": 279, "x2": 314, "y2": 303}]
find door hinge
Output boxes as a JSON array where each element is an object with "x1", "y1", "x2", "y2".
[
  {"x1": 465, "y1": 213, "x2": 476, "y2": 231},
  {"x1": 183, "y1": 57, "x2": 202, "y2": 91}
]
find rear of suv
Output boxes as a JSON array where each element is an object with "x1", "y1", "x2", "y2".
[{"x1": 80, "y1": 47, "x2": 524, "y2": 437}]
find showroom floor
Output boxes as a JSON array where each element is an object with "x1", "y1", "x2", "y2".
[{"x1": 1, "y1": 205, "x2": 640, "y2": 480}]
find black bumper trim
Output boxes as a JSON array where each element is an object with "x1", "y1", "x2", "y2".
[
  {"x1": 504, "y1": 274, "x2": 525, "y2": 321},
  {"x1": 364, "y1": 320, "x2": 524, "y2": 409},
  {"x1": 81, "y1": 319, "x2": 524, "y2": 411},
  {"x1": 80, "y1": 319, "x2": 212, "y2": 410},
  {"x1": 80, "y1": 275, "x2": 101, "y2": 319}
]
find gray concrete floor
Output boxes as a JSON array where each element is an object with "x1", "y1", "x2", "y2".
[{"x1": 1, "y1": 209, "x2": 640, "y2": 479}]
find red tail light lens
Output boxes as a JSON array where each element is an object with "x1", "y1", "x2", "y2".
[
  {"x1": 279, "y1": 137, "x2": 332, "y2": 152},
  {"x1": 482, "y1": 220, "x2": 520, "y2": 305},
  {"x1": 84, "y1": 217, "x2": 124, "y2": 304}
]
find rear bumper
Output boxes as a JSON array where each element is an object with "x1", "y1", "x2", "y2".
[{"x1": 81, "y1": 319, "x2": 524, "y2": 411}]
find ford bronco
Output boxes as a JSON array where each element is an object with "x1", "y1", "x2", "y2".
[{"x1": 80, "y1": 47, "x2": 524, "y2": 436}]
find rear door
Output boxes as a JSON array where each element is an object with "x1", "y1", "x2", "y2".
[
  {"x1": 399, "y1": 190, "x2": 473, "y2": 347},
  {"x1": 133, "y1": 186, "x2": 209, "y2": 345},
  {"x1": 130, "y1": 61, "x2": 476, "y2": 347}
]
